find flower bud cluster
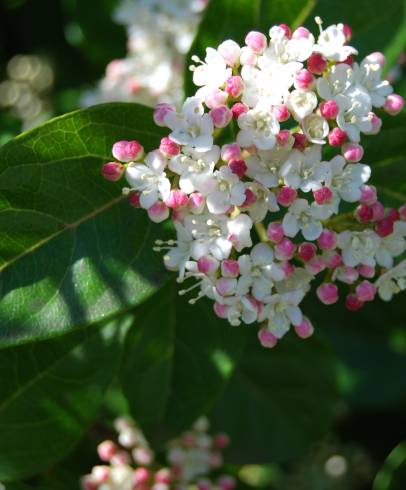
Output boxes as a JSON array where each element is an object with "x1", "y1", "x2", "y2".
[
  {"x1": 81, "y1": 417, "x2": 234, "y2": 490},
  {"x1": 103, "y1": 19, "x2": 406, "y2": 348}
]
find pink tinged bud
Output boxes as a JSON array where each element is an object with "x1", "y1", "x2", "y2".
[
  {"x1": 205, "y1": 89, "x2": 228, "y2": 109},
  {"x1": 210, "y1": 105, "x2": 233, "y2": 128},
  {"x1": 245, "y1": 30, "x2": 267, "y2": 53},
  {"x1": 210, "y1": 452, "x2": 223, "y2": 467},
  {"x1": 360, "y1": 185, "x2": 377, "y2": 205},
  {"x1": 111, "y1": 450, "x2": 130, "y2": 466},
  {"x1": 298, "y1": 242, "x2": 317, "y2": 262},
  {"x1": 133, "y1": 448, "x2": 153, "y2": 466},
  {"x1": 387, "y1": 208, "x2": 400, "y2": 222},
  {"x1": 318, "y1": 230, "x2": 337, "y2": 250},
  {"x1": 216, "y1": 277, "x2": 236, "y2": 296},
  {"x1": 342, "y1": 24, "x2": 352, "y2": 41},
  {"x1": 313, "y1": 187, "x2": 333, "y2": 205},
  {"x1": 218, "y1": 39, "x2": 241, "y2": 66},
  {"x1": 342, "y1": 142, "x2": 364, "y2": 162},
  {"x1": 112, "y1": 140, "x2": 144, "y2": 162},
  {"x1": 399, "y1": 204, "x2": 406, "y2": 221},
  {"x1": 221, "y1": 143, "x2": 241, "y2": 161},
  {"x1": 371, "y1": 201, "x2": 385, "y2": 221},
  {"x1": 355, "y1": 204, "x2": 373, "y2": 223},
  {"x1": 148, "y1": 201, "x2": 169, "y2": 223},
  {"x1": 128, "y1": 192, "x2": 141, "y2": 208},
  {"x1": 375, "y1": 218, "x2": 394, "y2": 237},
  {"x1": 294, "y1": 317, "x2": 314, "y2": 339},
  {"x1": 267, "y1": 222, "x2": 284, "y2": 243},
  {"x1": 242, "y1": 188, "x2": 257, "y2": 208},
  {"x1": 165, "y1": 189, "x2": 188, "y2": 209},
  {"x1": 272, "y1": 104, "x2": 290, "y2": 122},
  {"x1": 153, "y1": 103, "x2": 175, "y2": 126},
  {"x1": 188, "y1": 192, "x2": 206, "y2": 214},
  {"x1": 213, "y1": 433, "x2": 230, "y2": 449},
  {"x1": 197, "y1": 480, "x2": 211, "y2": 490},
  {"x1": 358, "y1": 264, "x2": 375, "y2": 278},
  {"x1": 240, "y1": 46, "x2": 257, "y2": 65},
  {"x1": 340, "y1": 266, "x2": 359, "y2": 284},
  {"x1": 384, "y1": 94, "x2": 404, "y2": 115},
  {"x1": 198, "y1": 255, "x2": 219, "y2": 275},
  {"x1": 281, "y1": 261, "x2": 295, "y2": 278},
  {"x1": 356, "y1": 280, "x2": 377, "y2": 302},
  {"x1": 258, "y1": 327, "x2": 278, "y2": 348},
  {"x1": 219, "y1": 476, "x2": 236, "y2": 490},
  {"x1": 275, "y1": 238, "x2": 296, "y2": 260},
  {"x1": 345, "y1": 293, "x2": 364, "y2": 311},
  {"x1": 279, "y1": 23, "x2": 292, "y2": 38},
  {"x1": 340, "y1": 55, "x2": 354, "y2": 66},
  {"x1": 135, "y1": 468, "x2": 151, "y2": 485},
  {"x1": 306, "y1": 256, "x2": 326, "y2": 274},
  {"x1": 292, "y1": 132, "x2": 307, "y2": 149},
  {"x1": 159, "y1": 137, "x2": 180, "y2": 157},
  {"x1": 81, "y1": 478, "x2": 98, "y2": 490},
  {"x1": 231, "y1": 102, "x2": 248, "y2": 118},
  {"x1": 221, "y1": 259, "x2": 240, "y2": 278},
  {"x1": 325, "y1": 251, "x2": 342, "y2": 269},
  {"x1": 102, "y1": 162, "x2": 124, "y2": 181},
  {"x1": 307, "y1": 53, "x2": 327, "y2": 74},
  {"x1": 328, "y1": 128, "x2": 347, "y2": 146},
  {"x1": 317, "y1": 283, "x2": 339, "y2": 305},
  {"x1": 277, "y1": 129, "x2": 291, "y2": 146},
  {"x1": 292, "y1": 26, "x2": 311, "y2": 39},
  {"x1": 228, "y1": 159, "x2": 247, "y2": 177},
  {"x1": 225, "y1": 76, "x2": 244, "y2": 97},
  {"x1": 97, "y1": 440, "x2": 117, "y2": 461},
  {"x1": 155, "y1": 469, "x2": 172, "y2": 485},
  {"x1": 366, "y1": 51, "x2": 386, "y2": 66},
  {"x1": 214, "y1": 302, "x2": 229, "y2": 319},
  {"x1": 277, "y1": 186, "x2": 297, "y2": 207},
  {"x1": 294, "y1": 69, "x2": 315, "y2": 90},
  {"x1": 92, "y1": 467, "x2": 110, "y2": 485},
  {"x1": 319, "y1": 99, "x2": 339, "y2": 119}
]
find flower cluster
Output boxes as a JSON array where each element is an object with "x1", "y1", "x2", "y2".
[
  {"x1": 102, "y1": 19, "x2": 406, "y2": 348},
  {"x1": 81, "y1": 417, "x2": 234, "y2": 490},
  {"x1": 82, "y1": 0, "x2": 207, "y2": 107}
]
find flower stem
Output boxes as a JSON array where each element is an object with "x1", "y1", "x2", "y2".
[{"x1": 255, "y1": 221, "x2": 268, "y2": 242}]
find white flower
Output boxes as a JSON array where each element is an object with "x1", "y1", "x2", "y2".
[
  {"x1": 169, "y1": 145, "x2": 220, "y2": 194},
  {"x1": 244, "y1": 183, "x2": 279, "y2": 222},
  {"x1": 287, "y1": 89, "x2": 318, "y2": 120},
  {"x1": 206, "y1": 166, "x2": 246, "y2": 214},
  {"x1": 279, "y1": 145, "x2": 326, "y2": 192},
  {"x1": 302, "y1": 114, "x2": 329, "y2": 144},
  {"x1": 375, "y1": 221, "x2": 406, "y2": 268},
  {"x1": 125, "y1": 150, "x2": 170, "y2": 208},
  {"x1": 259, "y1": 290, "x2": 305, "y2": 338},
  {"x1": 375, "y1": 260, "x2": 406, "y2": 301},
  {"x1": 317, "y1": 63, "x2": 355, "y2": 100},
  {"x1": 217, "y1": 295, "x2": 261, "y2": 326},
  {"x1": 237, "y1": 101, "x2": 280, "y2": 150},
  {"x1": 354, "y1": 57, "x2": 393, "y2": 108},
  {"x1": 245, "y1": 142, "x2": 293, "y2": 188},
  {"x1": 337, "y1": 230, "x2": 381, "y2": 267},
  {"x1": 164, "y1": 96, "x2": 214, "y2": 151},
  {"x1": 241, "y1": 64, "x2": 290, "y2": 108},
  {"x1": 192, "y1": 47, "x2": 232, "y2": 91},
  {"x1": 160, "y1": 222, "x2": 193, "y2": 280},
  {"x1": 314, "y1": 23, "x2": 358, "y2": 62},
  {"x1": 282, "y1": 198, "x2": 329, "y2": 240},
  {"x1": 237, "y1": 243, "x2": 285, "y2": 300},
  {"x1": 336, "y1": 85, "x2": 373, "y2": 142}
]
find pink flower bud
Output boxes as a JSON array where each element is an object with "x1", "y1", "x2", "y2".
[
  {"x1": 313, "y1": 187, "x2": 333, "y2": 205},
  {"x1": 365, "y1": 112, "x2": 382, "y2": 135},
  {"x1": 277, "y1": 186, "x2": 297, "y2": 207},
  {"x1": 279, "y1": 23, "x2": 292, "y2": 38},
  {"x1": 210, "y1": 452, "x2": 223, "y2": 467},
  {"x1": 128, "y1": 192, "x2": 141, "y2": 208},
  {"x1": 384, "y1": 94, "x2": 404, "y2": 115},
  {"x1": 360, "y1": 185, "x2": 377, "y2": 205},
  {"x1": 294, "y1": 69, "x2": 315, "y2": 90},
  {"x1": 277, "y1": 129, "x2": 291, "y2": 146},
  {"x1": 328, "y1": 128, "x2": 347, "y2": 146},
  {"x1": 214, "y1": 302, "x2": 229, "y2": 319},
  {"x1": 231, "y1": 102, "x2": 249, "y2": 118},
  {"x1": 267, "y1": 222, "x2": 284, "y2": 243},
  {"x1": 165, "y1": 189, "x2": 188, "y2": 209},
  {"x1": 342, "y1": 142, "x2": 364, "y2": 162},
  {"x1": 245, "y1": 31, "x2": 267, "y2": 53},
  {"x1": 213, "y1": 433, "x2": 230, "y2": 449},
  {"x1": 317, "y1": 283, "x2": 339, "y2": 305},
  {"x1": 342, "y1": 24, "x2": 352, "y2": 41},
  {"x1": 112, "y1": 140, "x2": 144, "y2": 162},
  {"x1": 219, "y1": 476, "x2": 236, "y2": 490},
  {"x1": 319, "y1": 99, "x2": 339, "y2": 119},
  {"x1": 221, "y1": 143, "x2": 241, "y2": 161},
  {"x1": 210, "y1": 105, "x2": 233, "y2": 128},
  {"x1": 375, "y1": 217, "x2": 394, "y2": 237},
  {"x1": 155, "y1": 469, "x2": 172, "y2": 484},
  {"x1": 358, "y1": 264, "x2": 375, "y2": 278},
  {"x1": 111, "y1": 449, "x2": 130, "y2": 466},
  {"x1": 221, "y1": 259, "x2": 240, "y2": 278},
  {"x1": 345, "y1": 293, "x2": 364, "y2": 311},
  {"x1": 135, "y1": 468, "x2": 150, "y2": 485},
  {"x1": 307, "y1": 53, "x2": 327, "y2": 74},
  {"x1": 275, "y1": 238, "x2": 296, "y2": 260},
  {"x1": 133, "y1": 448, "x2": 153, "y2": 466},
  {"x1": 218, "y1": 40, "x2": 241, "y2": 66},
  {"x1": 324, "y1": 250, "x2": 342, "y2": 269},
  {"x1": 225, "y1": 76, "x2": 244, "y2": 98},
  {"x1": 318, "y1": 230, "x2": 337, "y2": 250},
  {"x1": 81, "y1": 478, "x2": 98, "y2": 490},
  {"x1": 292, "y1": 26, "x2": 311, "y2": 39},
  {"x1": 198, "y1": 255, "x2": 219, "y2": 275},
  {"x1": 338, "y1": 266, "x2": 359, "y2": 284},
  {"x1": 292, "y1": 132, "x2": 307, "y2": 149},
  {"x1": 366, "y1": 51, "x2": 385, "y2": 66},
  {"x1": 92, "y1": 466, "x2": 110, "y2": 485},
  {"x1": 154, "y1": 103, "x2": 175, "y2": 126},
  {"x1": 188, "y1": 192, "x2": 206, "y2": 214},
  {"x1": 371, "y1": 201, "x2": 385, "y2": 221},
  {"x1": 97, "y1": 440, "x2": 117, "y2": 462},
  {"x1": 228, "y1": 159, "x2": 247, "y2": 177},
  {"x1": 258, "y1": 327, "x2": 278, "y2": 348},
  {"x1": 240, "y1": 46, "x2": 257, "y2": 65},
  {"x1": 356, "y1": 280, "x2": 376, "y2": 302},
  {"x1": 148, "y1": 201, "x2": 169, "y2": 223},
  {"x1": 355, "y1": 204, "x2": 373, "y2": 223},
  {"x1": 159, "y1": 137, "x2": 180, "y2": 157},
  {"x1": 306, "y1": 255, "x2": 326, "y2": 274},
  {"x1": 282, "y1": 260, "x2": 295, "y2": 278},
  {"x1": 339, "y1": 55, "x2": 354, "y2": 66},
  {"x1": 272, "y1": 104, "x2": 290, "y2": 122},
  {"x1": 399, "y1": 204, "x2": 406, "y2": 221},
  {"x1": 387, "y1": 208, "x2": 400, "y2": 222},
  {"x1": 216, "y1": 277, "x2": 236, "y2": 296},
  {"x1": 102, "y1": 162, "x2": 124, "y2": 181},
  {"x1": 298, "y1": 242, "x2": 317, "y2": 262},
  {"x1": 294, "y1": 317, "x2": 314, "y2": 338},
  {"x1": 205, "y1": 89, "x2": 228, "y2": 109}
]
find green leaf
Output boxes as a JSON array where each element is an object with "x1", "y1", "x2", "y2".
[
  {"x1": 0, "y1": 315, "x2": 131, "y2": 482},
  {"x1": 120, "y1": 282, "x2": 248, "y2": 445},
  {"x1": 210, "y1": 331, "x2": 338, "y2": 463},
  {"x1": 0, "y1": 103, "x2": 167, "y2": 348},
  {"x1": 373, "y1": 442, "x2": 406, "y2": 490}
]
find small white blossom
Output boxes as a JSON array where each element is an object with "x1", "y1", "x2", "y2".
[
  {"x1": 259, "y1": 290, "x2": 305, "y2": 338},
  {"x1": 279, "y1": 145, "x2": 326, "y2": 191},
  {"x1": 337, "y1": 230, "x2": 381, "y2": 267},
  {"x1": 375, "y1": 260, "x2": 406, "y2": 301},
  {"x1": 355, "y1": 57, "x2": 393, "y2": 108},
  {"x1": 283, "y1": 198, "x2": 330, "y2": 240},
  {"x1": 192, "y1": 47, "x2": 232, "y2": 92},
  {"x1": 287, "y1": 89, "x2": 318, "y2": 120},
  {"x1": 317, "y1": 63, "x2": 355, "y2": 100},
  {"x1": 375, "y1": 221, "x2": 406, "y2": 268},
  {"x1": 237, "y1": 101, "x2": 280, "y2": 150},
  {"x1": 314, "y1": 23, "x2": 358, "y2": 62},
  {"x1": 206, "y1": 166, "x2": 246, "y2": 214}
]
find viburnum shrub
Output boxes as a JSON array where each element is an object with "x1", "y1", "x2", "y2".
[{"x1": 102, "y1": 18, "x2": 406, "y2": 348}]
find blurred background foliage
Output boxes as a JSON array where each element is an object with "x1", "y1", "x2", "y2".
[{"x1": 0, "y1": 0, "x2": 405, "y2": 489}]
